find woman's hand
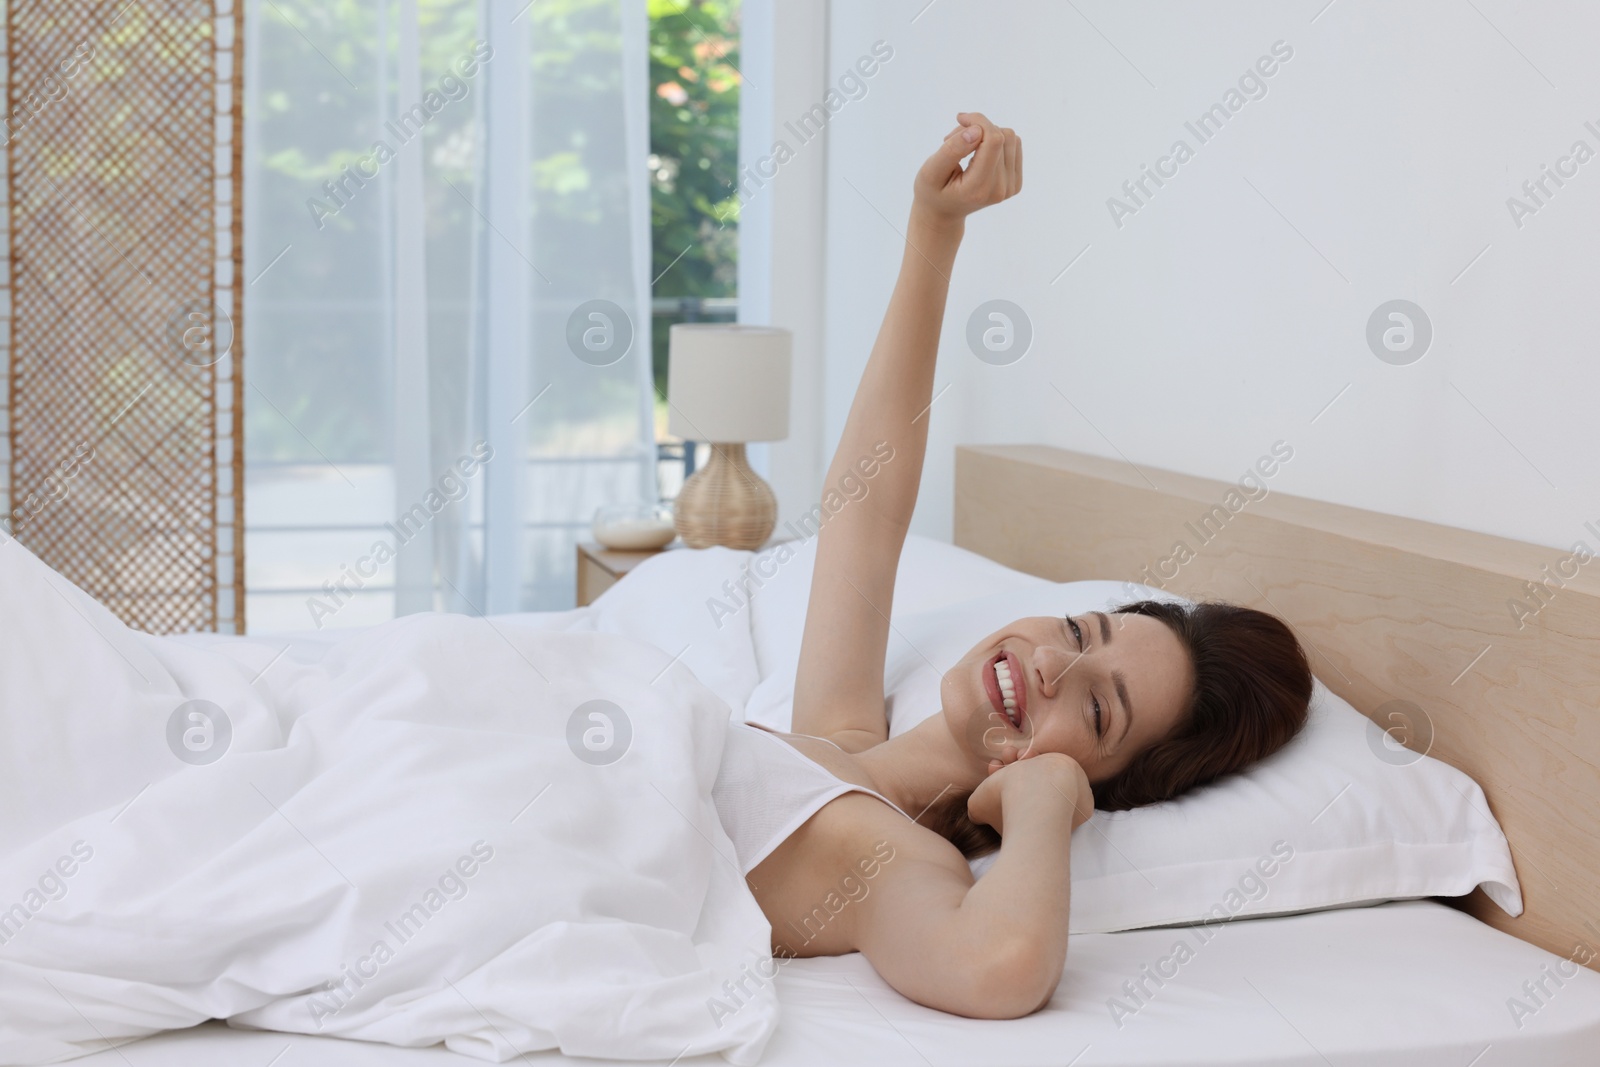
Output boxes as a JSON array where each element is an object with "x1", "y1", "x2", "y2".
[
  {"x1": 912, "y1": 112, "x2": 1023, "y2": 229},
  {"x1": 967, "y1": 751, "x2": 1094, "y2": 838}
]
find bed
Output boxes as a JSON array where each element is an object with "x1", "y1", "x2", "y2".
[
  {"x1": 68, "y1": 900, "x2": 1600, "y2": 1065},
  {"x1": 30, "y1": 445, "x2": 1600, "y2": 1065}
]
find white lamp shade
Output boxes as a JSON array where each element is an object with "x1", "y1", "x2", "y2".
[{"x1": 667, "y1": 324, "x2": 791, "y2": 442}]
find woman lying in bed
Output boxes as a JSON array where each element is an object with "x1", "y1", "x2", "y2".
[{"x1": 728, "y1": 113, "x2": 1312, "y2": 1018}]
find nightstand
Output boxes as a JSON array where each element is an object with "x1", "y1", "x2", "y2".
[{"x1": 575, "y1": 541, "x2": 672, "y2": 606}]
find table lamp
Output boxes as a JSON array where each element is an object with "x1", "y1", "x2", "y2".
[{"x1": 667, "y1": 323, "x2": 791, "y2": 550}]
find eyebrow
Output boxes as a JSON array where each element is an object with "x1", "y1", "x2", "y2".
[
  {"x1": 1092, "y1": 613, "x2": 1134, "y2": 745},
  {"x1": 1094, "y1": 611, "x2": 1112, "y2": 644}
]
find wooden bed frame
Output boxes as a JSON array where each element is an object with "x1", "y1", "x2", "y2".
[{"x1": 953, "y1": 444, "x2": 1600, "y2": 969}]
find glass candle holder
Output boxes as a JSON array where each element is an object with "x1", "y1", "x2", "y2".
[{"x1": 592, "y1": 501, "x2": 677, "y2": 551}]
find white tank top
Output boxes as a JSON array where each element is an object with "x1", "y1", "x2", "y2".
[{"x1": 713, "y1": 720, "x2": 914, "y2": 875}]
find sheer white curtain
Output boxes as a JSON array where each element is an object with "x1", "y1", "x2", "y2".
[{"x1": 244, "y1": 0, "x2": 656, "y2": 631}]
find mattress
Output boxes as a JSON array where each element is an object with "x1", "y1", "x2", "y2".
[{"x1": 72, "y1": 899, "x2": 1600, "y2": 1066}]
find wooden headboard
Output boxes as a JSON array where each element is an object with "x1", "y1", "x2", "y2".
[{"x1": 954, "y1": 444, "x2": 1600, "y2": 967}]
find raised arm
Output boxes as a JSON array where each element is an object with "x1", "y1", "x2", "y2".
[{"x1": 792, "y1": 113, "x2": 1022, "y2": 749}]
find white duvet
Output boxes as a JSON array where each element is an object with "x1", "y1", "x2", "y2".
[{"x1": 0, "y1": 539, "x2": 777, "y2": 1064}]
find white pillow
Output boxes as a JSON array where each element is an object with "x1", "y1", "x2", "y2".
[
  {"x1": 586, "y1": 544, "x2": 762, "y2": 716},
  {"x1": 743, "y1": 535, "x2": 1046, "y2": 728},
  {"x1": 745, "y1": 538, "x2": 1523, "y2": 935}
]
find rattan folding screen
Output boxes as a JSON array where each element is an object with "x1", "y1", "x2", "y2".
[{"x1": 3, "y1": 0, "x2": 245, "y2": 633}]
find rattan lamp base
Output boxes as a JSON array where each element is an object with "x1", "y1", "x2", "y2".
[{"x1": 674, "y1": 443, "x2": 776, "y2": 550}]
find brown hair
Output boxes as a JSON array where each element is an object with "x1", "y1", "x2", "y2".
[{"x1": 923, "y1": 599, "x2": 1313, "y2": 860}]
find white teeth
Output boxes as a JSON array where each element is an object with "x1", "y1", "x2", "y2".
[{"x1": 993, "y1": 659, "x2": 1020, "y2": 727}]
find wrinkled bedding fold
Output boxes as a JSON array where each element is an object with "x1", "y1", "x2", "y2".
[{"x1": 0, "y1": 540, "x2": 777, "y2": 1064}]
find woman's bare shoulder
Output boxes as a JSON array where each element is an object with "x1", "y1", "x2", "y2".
[
  {"x1": 752, "y1": 792, "x2": 963, "y2": 958},
  {"x1": 804, "y1": 791, "x2": 975, "y2": 885},
  {"x1": 814, "y1": 795, "x2": 985, "y2": 965}
]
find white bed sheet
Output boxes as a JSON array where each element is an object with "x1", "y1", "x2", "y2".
[{"x1": 72, "y1": 899, "x2": 1600, "y2": 1066}]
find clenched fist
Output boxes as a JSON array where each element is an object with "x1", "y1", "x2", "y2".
[
  {"x1": 913, "y1": 111, "x2": 1023, "y2": 225},
  {"x1": 967, "y1": 750, "x2": 1094, "y2": 839}
]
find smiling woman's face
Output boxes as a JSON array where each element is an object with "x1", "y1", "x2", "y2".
[{"x1": 940, "y1": 611, "x2": 1195, "y2": 785}]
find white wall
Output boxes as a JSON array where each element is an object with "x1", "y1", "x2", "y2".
[{"x1": 811, "y1": 0, "x2": 1599, "y2": 554}]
